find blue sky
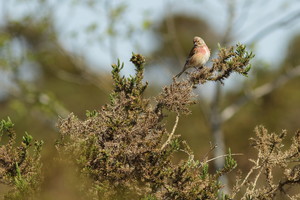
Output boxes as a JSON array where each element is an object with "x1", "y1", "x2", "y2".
[
  {"x1": 53, "y1": 0, "x2": 300, "y2": 75},
  {"x1": 1, "y1": 0, "x2": 300, "y2": 89}
]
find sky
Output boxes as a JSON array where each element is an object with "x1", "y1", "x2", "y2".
[
  {"x1": 54, "y1": 0, "x2": 300, "y2": 94},
  {"x1": 54, "y1": 0, "x2": 300, "y2": 77},
  {"x1": 1, "y1": 0, "x2": 300, "y2": 97}
]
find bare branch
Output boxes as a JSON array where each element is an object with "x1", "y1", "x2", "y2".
[
  {"x1": 247, "y1": 10, "x2": 300, "y2": 44},
  {"x1": 251, "y1": 165, "x2": 264, "y2": 193},
  {"x1": 231, "y1": 158, "x2": 261, "y2": 199},
  {"x1": 161, "y1": 114, "x2": 180, "y2": 150},
  {"x1": 221, "y1": 65, "x2": 300, "y2": 122},
  {"x1": 205, "y1": 153, "x2": 243, "y2": 164}
]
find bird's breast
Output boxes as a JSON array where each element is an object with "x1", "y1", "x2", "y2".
[{"x1": 195, "y1": 46, "x2": 210, "y2": 65}]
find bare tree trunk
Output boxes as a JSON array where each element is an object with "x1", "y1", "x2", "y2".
[
  {"x1": 209, "y1": 1, "x2": 235, "y2": 195},
  {"x1": 210, "y1": 83, "x2": 229, "y2": 194}
]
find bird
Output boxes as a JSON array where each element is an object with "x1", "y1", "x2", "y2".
[{"x1": 175, "y1": 36, "x2": 210, "y2": 78}]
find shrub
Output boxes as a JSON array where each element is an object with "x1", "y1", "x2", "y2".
[
  {"x1": 0, "y1": 118, "x2": 43, "y2": 200},
  {"x1": 56, "y1": 44, "x2": 253, "y2": 199},
  {"x1": 2, "y1": 44, "x2": 300, "y2": 199}
]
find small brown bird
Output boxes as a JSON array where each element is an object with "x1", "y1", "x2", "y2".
[{"x1": 175, "y1": 36, "x2": 210, "y2": 78}]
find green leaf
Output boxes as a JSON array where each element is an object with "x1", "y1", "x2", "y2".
[
  {"x1": 0, "y1": 117, "x2": 14, "y2": 133},
  {"x1": 225, "y1": 148, "x2": 237, "y2": 169},
  {"x1": 22, "y1": 132, "x2": 33, "y2": 146},
  {"x1": 86, "y1": 110, "x2": 98, "y2": 117},
  {"x1": 201, "y1": 163, "x2": 209, "y2": 179}
]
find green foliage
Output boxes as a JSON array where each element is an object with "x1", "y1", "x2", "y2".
[
  {"x1": 224, "y1": 148, "x2": 237, "y2": 171},
  {"x1": 170, "y1": 138, "x2": 180, "y2": 151},
  {"x1": 1, "y1": 44, "x2": 299, "y2": 199},
  {"x1": 189, "y1": 43, "x2": 254, "y2": 85},
  {"x1": 112, "y1": 53, "x2": 147, "y2": 99},
  {"x1": 0, "y1": 117, "x2": 14, "y2": 134},
  {"x1": 22, "y1": 132, "x2": 33, "y2": 146},
  {"x1": 0, "y1": 118, "x2": 43, "y2": 200},
  {"x1": 13, "y1": 163, "x2": 28, "y2": 194},
  {"x1": 201, "y1": 163, "x2": 209, "y2": 180},
  {"x1": 86, "y1": 109, "x2": 99, "y2": 117}
]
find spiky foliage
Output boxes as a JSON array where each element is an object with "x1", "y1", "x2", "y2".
[
  {"x1": 189, "y1": 43, "x2": 254, "y2": 85},
  {"x1": 2, "y1": 37, "x2": 300, "y2": 199},
  {"x1": 57, "y1": 47, "x2": 253, "y2": 199},
  {"x1": 0, "y1": 118, "x2": 43, "y2": 200},
  {"x1": 231, "y1": 126, "x2": 300, "y2": 199}
]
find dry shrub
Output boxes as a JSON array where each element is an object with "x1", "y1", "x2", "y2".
[
  {"x1": 3, "y1": 45, "x2": 298, "y2": 200},
  {"x1": 56, "y1": 46, "x2": 254, "y2": 199},
  {"x1": 0, "y1": 118, "x2": 43, "y2": 200}
]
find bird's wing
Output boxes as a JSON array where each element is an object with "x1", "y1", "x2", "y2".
[
  {"x1": 186, "y1": 47, "x2": 207, "y2": 67},
  {"x1": 188, "y1": 45, "x2": 198, "y2": 58},
  {"x1": 184, "y1": 46, "x2": 197, "y2": 67}
]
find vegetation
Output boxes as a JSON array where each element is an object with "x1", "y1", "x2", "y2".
[
  {"x1": 1, "y1": 46, "x2": 299, "y2": 199},
  {"x1": 0, "y1": 118, "x2": 43, "y2": 199},
  {"x1": 1, "y1": 1, "x2": 300, "y2": 199}
]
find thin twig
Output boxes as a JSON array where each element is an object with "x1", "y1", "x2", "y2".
[
  {"x1": 231, "y1": 158, "x2": 261, "y2": 199},
  {"x1": 161, "y1": 114, "x2": 180, "y2": 151},
  {"x1": 201, "y1": 142, "x2": 217, "y2": 162},
  {"x1": 251, "y1": 165, "x2": 264, "y2": 193},
  {"x1": 205, "y1": 153, "x2": 243, "y2": 164}
]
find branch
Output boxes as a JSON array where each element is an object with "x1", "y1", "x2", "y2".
[
  {"x1": 251, "y1": 165, "x2": 264, "y2": 193},
  {"x1": 221, "y1": 65, "x2": 300, "y2": 122},
  {"x1": 231, "y1": 158, "x2": 261, "y2": 199},
  {"x1": 56, "y1": 45, "x2": 112, "y2": 93},
  {"x1": 205, "y1": 153, "x2": 243, "y2": 164},
  {"x1": 161, "y1": 114, "x2": 180, "y2": 150},
  {"x1": 247, "y1": 10, "x2": 300, "y2": 44}
]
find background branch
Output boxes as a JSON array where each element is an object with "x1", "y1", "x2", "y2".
[
  {"x1": 247, "y1": 10, "x2": 300, "y2": 44},
  {"x1": 221, "y1": 65, "x2": 300, "y2": 122}
]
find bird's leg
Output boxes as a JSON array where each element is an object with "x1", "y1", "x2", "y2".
[{"x1": 175, "y1": 70, "x2": 185, "y2": 78}]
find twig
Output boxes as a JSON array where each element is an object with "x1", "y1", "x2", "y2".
[
  {"x1": 161, "y1": 114, "x2": 180, "y2": 150},
  {"x1": 201, "y1": 142, "x2": 217, "y2": 162},
  {"x1": 205, "y1": 153, "x2": 243, "y2": 164},
  {"x1": 231, "y1": 158, "x2": 261, "y2": 198},
  {"x1": 251, "y1": 165, "x2": 264, "y2": 193}
]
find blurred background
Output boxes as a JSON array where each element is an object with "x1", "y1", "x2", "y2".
[{"x1": 1, "y1": 0, "x2": 300, "y2": 196}]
